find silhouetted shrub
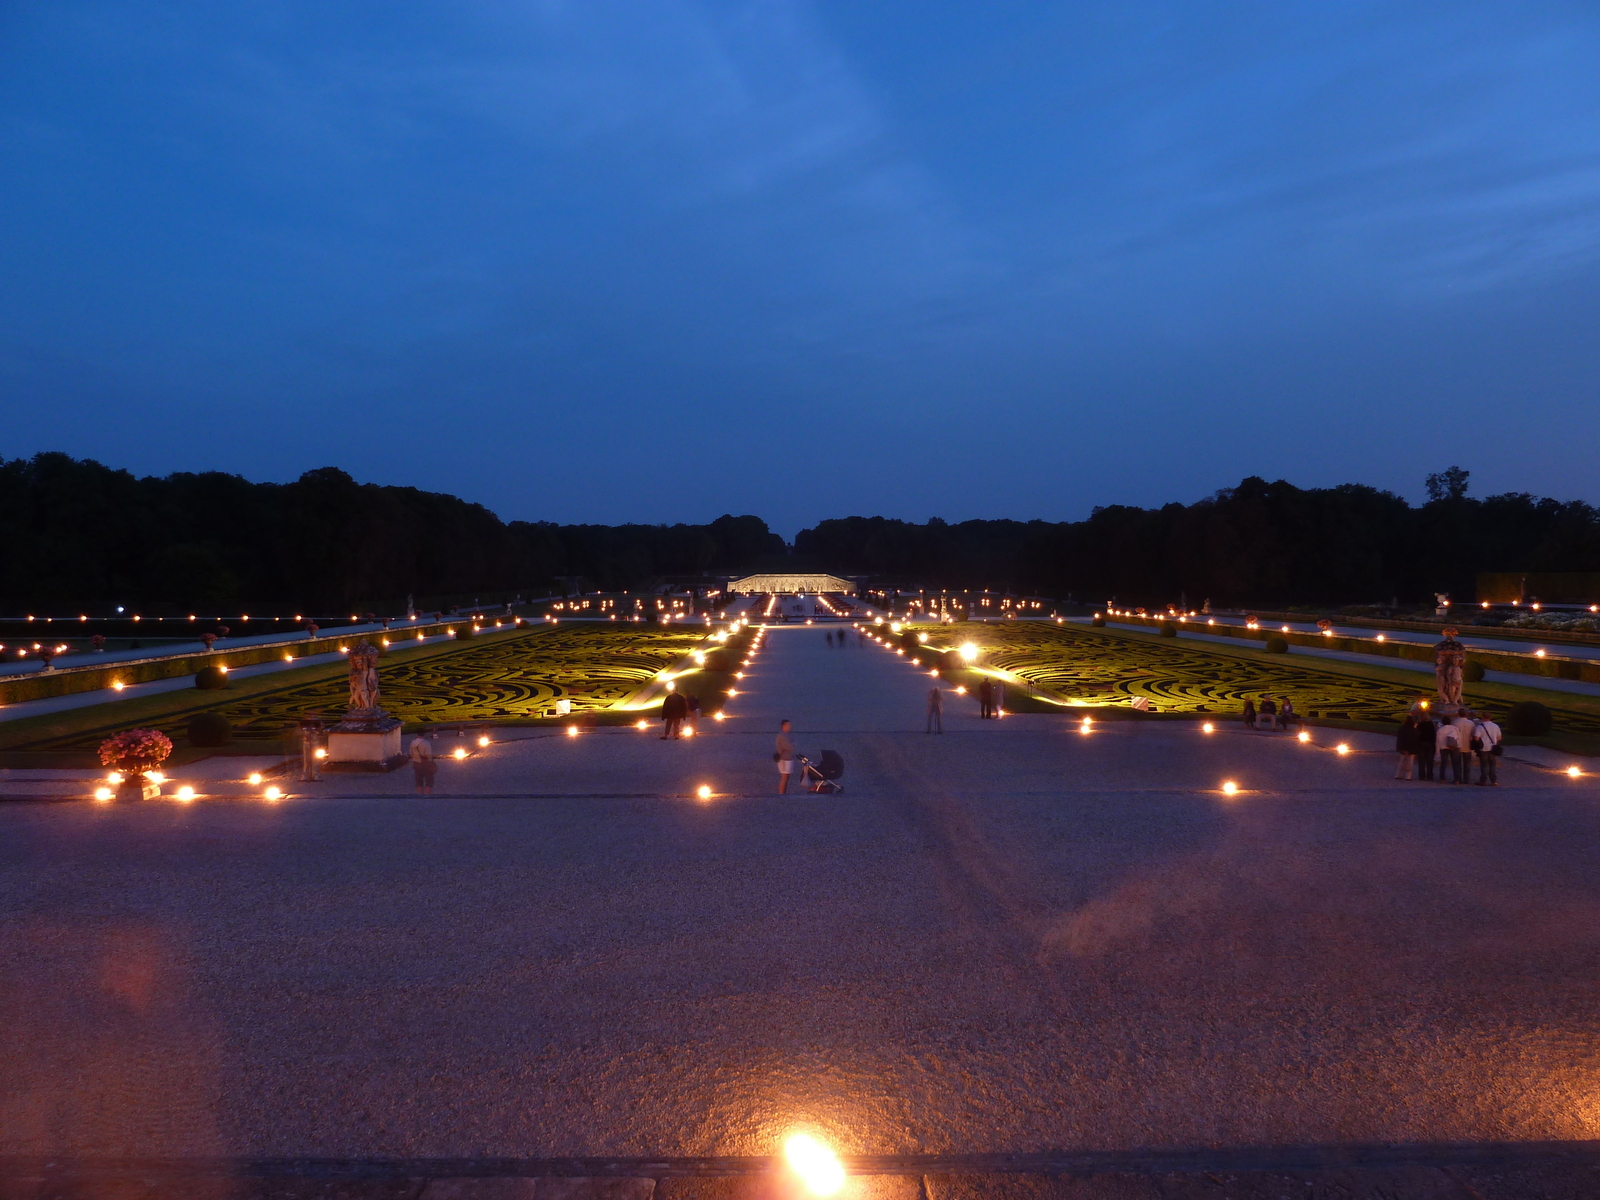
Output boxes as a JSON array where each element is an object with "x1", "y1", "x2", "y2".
[
  {"x1": 1265, "y1": 636, "x2": 1289, "y2": 653},
  {"x1": 453, "y1": 625, "x2": 475, "y2": 640},
  {"x1": 1463, "y1": 660, "x2": 1486, "y2": 683},
  {"x1": 194, "y1": 665, "x2": 228, "y2": 689},
  {"x1": 1091, "y1": 615, "x2": 1105, "y2": 628},
  {"x1": 187, "y1": 711, "x2": 231, "y2": 747},
  {"x1": 1159, "y1": 621, "x2": 1178, "y2": 637},
  {"x1": 1506, "y1": 701, "x2": 1553, "y2": 736}
]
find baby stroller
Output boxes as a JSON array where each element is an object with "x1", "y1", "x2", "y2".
[{"x1": 799, "y1": 750, "x2": 845, "y2": 794}]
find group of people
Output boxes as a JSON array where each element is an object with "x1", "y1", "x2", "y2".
[
  {"x1": 824, "y1": 629, "x2": 863, "y2": 649},
  {"x1": 1396, "y1": 705, "x2": 1501, "y2": 784},
  {"x1": 1241, "y1": 697, "x2": 1298, "y2": 732}
]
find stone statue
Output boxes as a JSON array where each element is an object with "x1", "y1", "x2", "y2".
[
  {"x1": 1434, "y1": 627, "x2": 1466, "y2": 707},
  {"x1": 347, "y1": 639, "x2": 382, "y2": 714}
]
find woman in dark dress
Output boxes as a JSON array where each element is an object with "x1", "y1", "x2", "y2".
[{"x1": 1395, "y1": 713, "x2": 1419, "y2": 779}]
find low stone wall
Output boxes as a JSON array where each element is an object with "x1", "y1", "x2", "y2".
[{"x1": 0, "y1": 618, "x2": 501, "y2": 706}]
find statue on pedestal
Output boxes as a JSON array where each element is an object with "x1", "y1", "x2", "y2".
[
  {"x1": 347, "y1": 639, "x2": 383, "y2": 716},
  {"x1": 1434, "y1": 627, "x2": 1466, "y2": 708},
  {"x1": 325, "y1": 637, "x2": 403, "y2": 770}
]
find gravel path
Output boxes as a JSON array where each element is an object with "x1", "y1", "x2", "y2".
[{"x1": 3, "y1": 626, "x2": 1599, "y2": 1163}]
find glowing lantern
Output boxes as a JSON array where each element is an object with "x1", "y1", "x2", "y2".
[{"x1": 784, "y1": 1134, "x2": 845, "y2": 1197}]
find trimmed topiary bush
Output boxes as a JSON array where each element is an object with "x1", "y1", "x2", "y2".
[
  {"x1": 1264, "y1": 635, "x2": 1289, "y2": 653},
  {"x1": 194, "y1": 665, "x2": 228, "y2": 689},
  {"x1": 1506, "y1": 700, "x2": 1553, "y2": 736},
  {"x1": 1159, "y1": 621, "x2": 1178, "y2": 637},
  {"x1": 187, "y1": 711, "x2": 232, "y2": 747},
  {"x1": 943, "y1": 650, "x2": 965, "y2": 672},
  {"x1": 1091, "y1": 615, "x2": 1106, "y2": 628},
  {"x1": 1463, "y1": 660, "x2": 1486, "y2": 683},
  {"x1": 453, "y1": 624, "x2": 475, "y2": 640}
]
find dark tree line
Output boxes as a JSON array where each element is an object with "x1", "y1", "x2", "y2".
[
  {"x1": 0, "y1": 454, "x2": 782, "y2": 612},
  {"x1": 7, "y1": 454, "x2": 1597, "y2": 612},
  {"x1": 794, "y1": 474, "x2": 1600, "y2": 606}
]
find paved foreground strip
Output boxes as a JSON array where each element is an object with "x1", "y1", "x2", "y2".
[{"x1": 7, "y1": 1143, "x2": 1600, "y2": 1198}]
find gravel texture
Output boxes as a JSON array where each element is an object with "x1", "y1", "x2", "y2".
[{"x1": 3, "y1": 626, "x2": 1598, "y2": 1163}]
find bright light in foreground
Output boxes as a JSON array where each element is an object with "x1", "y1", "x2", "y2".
[
  {"x1": 959, "y1": 643, "x2": 978, "y2": 662},
  {"x1": 713, "y1": 711, "x2": 726, "y2": 721},
  {"x1": 248, "y1": 772, "x2": 263, "y2": 785},
  {"x1": 454, "y1": 746, "x2": 468, "y2": 758},
  {"x1": 697, "y1": 785, "x2": 712, "y2": 800},
  {"x1": 1297, "y1": 731, "x2": 1310, "y2": 743},
  {"x1": 478, "y1": 735, "x2": 490, "y2": 747},
  {"x1": 176, "y1": 786, "x2": 196, "y2": 802},
  {"x1": 94, "y1": 787, "x2": 113, "y2": 801},
  {"x1": 1221, "y1": 780, "x2": 1239, "y2": 796},
  {"x1": 1570, "y1": 766, "x2": 1583, "y2": 778},
  {"x1": 263, "y1": 786, "x2": 282, "y2": 801},
  {"x1": 565, "y1": 727, "x2": 578, "y2": 738},
  {"x1": 784, "y1": 1134, "x2": 845, "y2": 1197},
  {"x1": 1336, "y1": 743, "x2": 1350, "y2": 755},
  {"x1": 636, "y1": 719, "x2": 648, "y2": 730}
]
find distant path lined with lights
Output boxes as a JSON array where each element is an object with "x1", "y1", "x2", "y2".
[{"x1": 730, "y1": 623, "x2": 969, "y2": 735}]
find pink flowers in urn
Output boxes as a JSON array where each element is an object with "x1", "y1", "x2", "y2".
[
  {"x1": 99, "y1": 728, "x2": 173, "y2": 773},
  {"x1": 305, "y1": 622, "x2": 319, "y2": 638},
  {"x1": 199, "y1": 632, "x2": 217, "y2": 650},
  {"x1": 90, "y1": 634, "x2": 106, "y2": 651}
]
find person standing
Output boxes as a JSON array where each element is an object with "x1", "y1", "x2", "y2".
[
  {"x1": 1436, "y1": 716, "x2": 1461, "y2": 784},
  {"x1": 409, "y1": 728, "x2": 436, "y2": 796},
  {"x1": 775, "y1": 720, "x2": 796, "y2": 794},
  {"x1": 1415, "y1": 710, "x2": 1437, "y2": 780},
  {"x1": 978, "y1": 677, "x2": 993, "y2": 719},
  {"x1": 926, "y1": 685, "x2": 943, "y2": 734},
  {"x1": 993, "y1": 679, "x2": 1005, "y2": 717},
  {"x1": 1395, "y1": 712, "x2": 1419, "y2": 780},
  {"x1": 1472, "y1": 710, "x2": 1502, "y2": 785},
  {"x1": 684, "y1": 692, "x2": 700, "y2": 736},
  {"x1": 1242, "y1": 699, "x2": 1257, "y2": 729},
  {"x1": 1451, "y1": 709, "x2": 1476, "y2": 787}
]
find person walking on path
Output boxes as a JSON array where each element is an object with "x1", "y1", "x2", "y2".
[
  {"x1": 775, "y1": 720, "x2": 796, "y2": 794},
  {"x1": 1472, "y1": 710, "x2": 1502, "y2": 785},
  {"x1": 926, "y1": 685, "x2": 943, "y2": 733},
  {"x1": 1415, "y1": 711, "x2": 1437, "y2": 780},
  {"x1": 1395, "y1": 712, "x2": 1419, "y2": 779},
  {"x1": 661, "y1": 688, "x2": 687, "y2": 739},
  {"x1": 409, "y1": 728, "x2": 436, "y2": 796}
]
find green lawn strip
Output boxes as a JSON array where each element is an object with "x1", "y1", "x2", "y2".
[
  {"x1": 0, "y1": 617, "x2": 475, "y2": 706},
  {"x1": 1118, "y1": 613, "x2": 1600, "y2": 682}
]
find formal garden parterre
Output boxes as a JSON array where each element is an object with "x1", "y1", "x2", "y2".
[
  {"x1": 6, "y1": 624, "x2": 727, "y2": 755},
  {"x1": 916, "y1": 621, "x2": 1600, "y2": 735}
]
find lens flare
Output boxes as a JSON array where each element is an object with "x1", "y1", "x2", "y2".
[
  {"x1": 696, "y1": 785, "x2": 712, "y2": 800},
  {"x1": 1221, "y1": 780, "x2": 1239, "y2": 796},
  {"x1": 1336, "y1": 743, "x2": 1350, "y2": 755}
]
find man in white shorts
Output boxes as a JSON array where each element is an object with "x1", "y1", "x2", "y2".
[{"x1": 776, "y1": 720, "x2": 795, "y2": 794}]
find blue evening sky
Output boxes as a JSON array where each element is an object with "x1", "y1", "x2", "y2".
[{"x1": 3, "y1": 1, "x2": 1598, "y2": 534}]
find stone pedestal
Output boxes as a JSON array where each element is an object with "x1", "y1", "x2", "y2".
[
  {"x1": 325, "y1": 715, "x2": 404, "y2": 772},
  {"x1": 117, "y1": 778, "x2": 161, "y2": 801}
]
